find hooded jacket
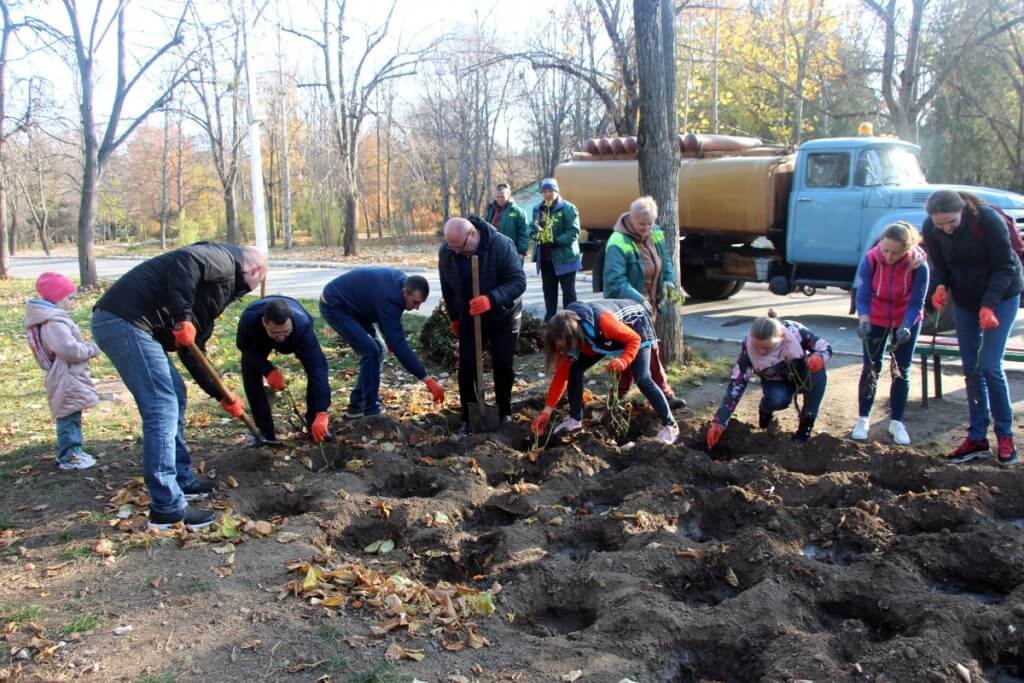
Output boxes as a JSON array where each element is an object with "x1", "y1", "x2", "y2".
[
  {"x1": 530, "y1": 197, "x2": 581, "y2": 274},
  {"x1": 602, "y1": 213, "x2": 676, "y2": 309},
  {"x1": 855, "y1": 244, "x2": 928, "y2": 329},
  {"x1": 26, "y1": 300, "x2": 100, "y2": 419}
]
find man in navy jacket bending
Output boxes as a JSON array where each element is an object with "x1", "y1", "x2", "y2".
[
  {"x1": 236, "y1": 296, "x2": 331, "y2": 445},
  {"x1": 319, "y1": 268, "x2": 445, "y2": 417}
]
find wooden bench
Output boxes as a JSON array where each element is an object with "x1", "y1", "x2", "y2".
[{"x1": 917, "y1": 335, "x2": 1024, "y2": 406}]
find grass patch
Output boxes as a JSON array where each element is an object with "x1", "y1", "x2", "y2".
[
  {"x1": 316, "y1": 623, "x2": 345, "y2": 642},
  {"x1": 350, "y1": 661, "x2": 403, "y2": 683},
  {"x1": 314, "y1": 656, "x2": 348, "y2": 674},
  {"x1": 59, "y1": 544, "x2": 94, "y2": 561},
  {"x1": 668, "y1": 346, "x2": 735, "y2": 388},
  {"x1": 3, "y1": 604, "x2": 44, "y2": 624},
  {"x1": 188, "y1": 578, "x2": 213, "y2": 593},
  {"x1": 137, "y1": 672, "x2": 178, "y2": 683},
  {"x1": 59, "y1": 613, "x2": 98, "y2": 637}
]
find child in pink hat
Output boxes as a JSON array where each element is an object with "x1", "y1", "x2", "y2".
[{"x1": 25, "y1": 272, "x2": 101, "y2": 470}]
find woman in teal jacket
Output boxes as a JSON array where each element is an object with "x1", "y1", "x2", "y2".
[
  {"x1": 602, "y1": 196, "x2": 685, "y2": 409},
  {"x1": 531, "y1": 178, "x2": 581, "y2": 321}
]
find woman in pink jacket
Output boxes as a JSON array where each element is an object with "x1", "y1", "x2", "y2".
[
  {"x1": 852, "y1": 222, "x2": 928, "y2": 445},
  {"x1": 25, "y1": 272, "x2": 101, "y2": 470}
]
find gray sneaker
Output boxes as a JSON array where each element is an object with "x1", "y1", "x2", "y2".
[{"x1": 57, "y1": 451, "x2": 97, "y2": 471}]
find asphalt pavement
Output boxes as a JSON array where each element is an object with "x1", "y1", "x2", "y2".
[{"x1": 10, "y1": 255, "x2": 1024, "y2": 360}]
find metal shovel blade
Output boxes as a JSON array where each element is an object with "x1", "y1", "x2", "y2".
[{"x1": 468, "y1": 400, "x2": 501, "y2": 433}]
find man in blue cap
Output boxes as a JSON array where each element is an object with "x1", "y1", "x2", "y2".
[
  {"x1": 530, "y1": 178, "x2": 581, "y2": 321},
  {"x1": 319, "y1": 268, "x2": 445, "y2": 417},
  {"x1": 236, "y1": 296, "x2": 331, "y2": 445}
]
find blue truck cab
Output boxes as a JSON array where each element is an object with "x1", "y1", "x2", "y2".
[{"x1": 778, "y1": 136, "x2": 1024, "y2": 297}]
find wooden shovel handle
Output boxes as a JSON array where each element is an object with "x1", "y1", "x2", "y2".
[
  {"x1": 185, "y1": 342, "x2": 261, "y2": 439},
  {"x1": 471, "y1": 255, "x2": 486, "y2": 405}
]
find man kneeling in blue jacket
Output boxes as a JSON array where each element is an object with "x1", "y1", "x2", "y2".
[
  {"x1": 319, "y1": 268, "x2": 445, "y2": 417},
  {"x1": 236, "y1": 296, "x2": 331, "y2": 445}
]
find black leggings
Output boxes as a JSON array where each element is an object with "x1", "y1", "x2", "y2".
[
  {"x1": 457, "y1": 320, "x2": 517, "y2": 421},
  {"x1": 540, "y1": 259, "x2": 577, "y2": 321}
]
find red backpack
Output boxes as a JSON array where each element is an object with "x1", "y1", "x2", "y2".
[{"x1": 966, "y1": 204, "x2": 1024, "y2": 258}]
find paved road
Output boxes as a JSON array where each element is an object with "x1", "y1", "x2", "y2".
[{"x1": 10, "y1": 256, "x2": 1024, "y2": 358}]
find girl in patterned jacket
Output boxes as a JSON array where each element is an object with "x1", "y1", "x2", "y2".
[{"x1": 707, "y1": 309, "x2": 832, "y2": 447}]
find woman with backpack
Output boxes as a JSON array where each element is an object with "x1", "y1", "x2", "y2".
[
  {"x1": 530, "y1": 299, "x2": 679, "y2": 445},
  {"x1": 923, "y1": 190, "x2": 1023, "y2": 465},
  {"x1": 852, "y1": 221, "x2": 929, "y2": 445}
]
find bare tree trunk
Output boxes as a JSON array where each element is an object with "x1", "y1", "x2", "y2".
[
  {"x1": 160, "y1": 107, "x2": 170, "y2": 250},
  {"x1": 225, "y1": 182, "x2": 240, "y2": 244},
  {"x1": 342, "y1": 187, "x2": 358, "y2": 256},
  {"x1": 77, "y1": 147, "x2": 100, "y2": 285},
  {"x1": 635, "y1": 0, "x2": 682, "y2": 363},
  {"x1": 6, "y1": 191, "x2": 13, "y2": 256},
  {"x1": 279, "y1": 64, "x2": 293, "y2": 249}
]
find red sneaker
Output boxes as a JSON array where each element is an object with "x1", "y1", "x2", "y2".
[
  {"x1": 945, "y1": 437, "x2": 990, "y2": 464},
  {"x1": 996, "y1": 436, "x2": 1019, "y2": 466}
]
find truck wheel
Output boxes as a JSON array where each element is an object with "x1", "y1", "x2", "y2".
[{"x1": 681, "y1": 269, "x2": 741, "y2": 300}]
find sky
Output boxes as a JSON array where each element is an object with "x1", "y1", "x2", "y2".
[{"x1": 16, "y1": 0, "x2": 557, "y2": 137}]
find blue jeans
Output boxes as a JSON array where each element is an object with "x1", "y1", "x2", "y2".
[
  {"x1": 91, "y1": 310, "x2": 196, "y2": 514},
  {"x1": 760, "y1": 368, "x2": 827, "y2": 420},
  {"x1": 953, "y1": 294, "x2": 1019, "y2": 439},
  {"x1": 319, "y1": 302, "x2": 386, "y2": 415},
  {"x1": 567, "y1": 346, "x2": 673, "y2": 425},
  {"x1": 56, "y1": 412, "x2": 83, "y2": 463},
  {"x1": 858, "y1": 323, "x2": 920, "y2": 421}
]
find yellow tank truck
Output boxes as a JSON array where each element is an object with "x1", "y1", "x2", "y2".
[{"x1": 558, "y1": 131, "x2": 1024, "y2": 303}]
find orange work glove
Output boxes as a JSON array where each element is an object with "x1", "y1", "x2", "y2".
[
  {"x1": 220, "y1": 393, "x2": 243, "y2": 418},
  {"x1": 931, "y1": 285, "x2": 948, "y2": 311},
  {"x1": 806, "y1": 353, "x2": 825, "y2": 373},
  {"x1": 531, "y1": 410, "x2": 551, "y2": 437},
  {"x1": 468, "y1": 295, "x2": 492, "y2": 316},
  {"x1": 605, "y1": 357, "x2": 629, "y2": 374},
  {"x1": 979, "y1": 306, "x2": 999, "y2": 330},
  {"x1": 450, "y1": 320, "x2": 460, "y2": 336},
  {"x1": 265, "y1": 367, "x2": 286, "y2": 391},
  {"x1": 424, "y1": 377, "x2": 445, "y2": 403},
  {"x1": 707, "y1": 422, "x2": 726, "y2": 449},
  {"x1": 172, "y1": 320, "x2": 196, "y2": 347},
  {"x1": 311, "y1": 411, "x2": 330, "y2": 442}
]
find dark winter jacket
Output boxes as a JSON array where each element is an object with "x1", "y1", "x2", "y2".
[
  {"x1": 438, "y1": 217, "x2": 526, "y2": 333},
  {"x1": 922, "y1": 205, "x2": 1024, "y2": 311},
  {"x1": 484, "y1": 199, "x2": 530, "y2": 256},
  {"x1": 320, "y1": 268, "x2": 428, "y2": 379},
  {"x1": 94, "y1": 241, "x2": 253, "y2": 399},
  {"x1": 236, "y1": 296, "x2": 330, "y2": 414}
]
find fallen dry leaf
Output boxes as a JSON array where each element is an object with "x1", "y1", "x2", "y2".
[
  {"x1": 384, "y1": 641, "x2": 424, "y2": 662},
  {"x1": 276, "y1": 532, "x2": 303, "y2": 544},
  {"x1": 93, "y1": 538, "x2": 116, "y2": 557},
  {"x1": 561, "y1": 670, "x2": 583, "y2": 682},
  {"x1": 225, "y1": 475, "x2": 239, "y2": 488}
]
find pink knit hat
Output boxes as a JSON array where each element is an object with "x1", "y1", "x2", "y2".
[{"x1": 36, "y1": 272, "x2": 77, "y2": 303}]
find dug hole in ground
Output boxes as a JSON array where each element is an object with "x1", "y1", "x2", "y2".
[{"x1": 3, "y1": 333, "x2": 1024, "y2": 683}]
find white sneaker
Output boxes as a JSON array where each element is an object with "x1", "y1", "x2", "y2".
[
  {"x1": 657, "y1": 423, "x2": 680, "y2": 445},
  {"x1": 553, "y1": 417, "x2": 583, "y2": 434},
  {"x1": 851, "y1": 417, "x2": 870, "y2": 441},
  {"x1": 58, "y1": 451, "x2": 96, "y2": 471},
  {"x1": 888, "y1": 420, "x2": 911, "y2": 445}
]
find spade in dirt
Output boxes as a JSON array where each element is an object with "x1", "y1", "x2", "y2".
[
  {"x1": 185, "y1": 342, "x2": 263, "y2": 445},
  {"x1": 468, "y1": 254, "x2": 500, "y2": 432}
]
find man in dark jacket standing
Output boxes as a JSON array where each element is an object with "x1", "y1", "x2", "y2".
[
  {"x1": 484, "y1": 183, "x2": 530, "y2": 261},
  {"x1": 236, "y1": 297, "x2": 331, "y2": 446},
  {"x1": 319, "y1": 268, "x2": 445, "y2": 418},
  {"x1": 91, "y1": 242, "x2": 268, "y2": 530},
  {"x1": 439, "y1": 216, "x2": 527, "y2": 433}
]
